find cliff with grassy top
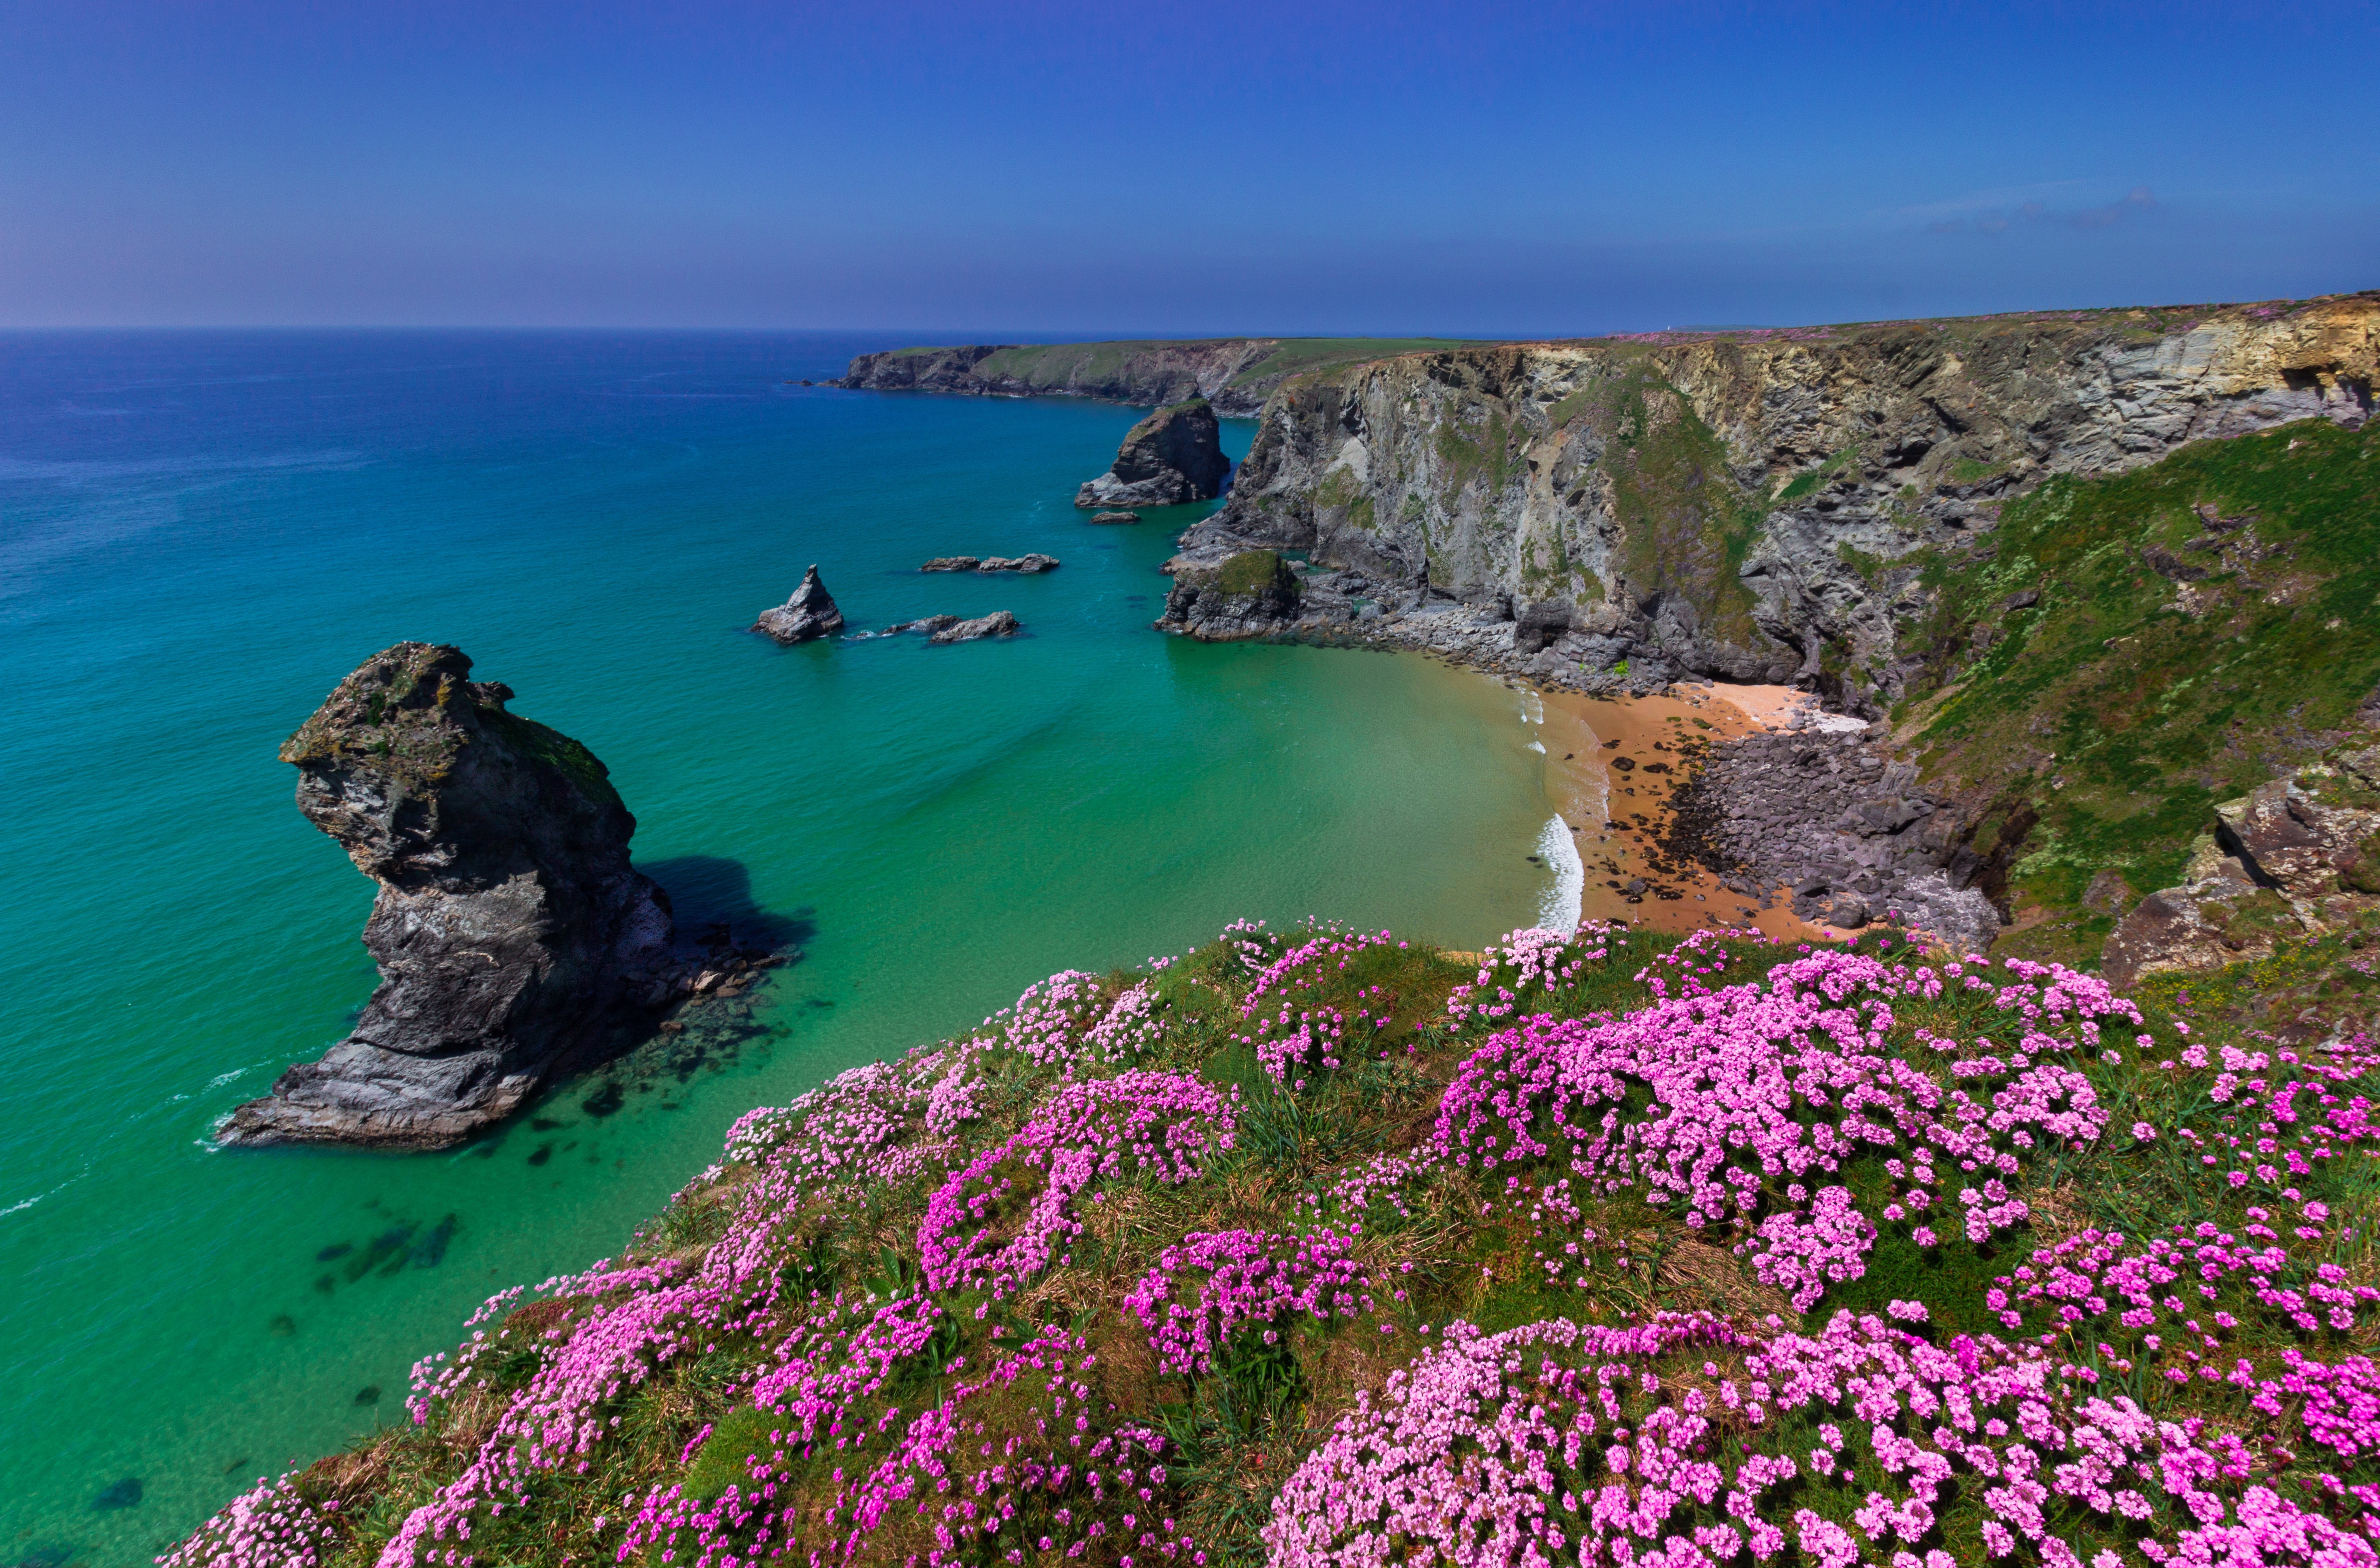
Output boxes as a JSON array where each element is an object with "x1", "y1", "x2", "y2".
[{"x1": 172, "y1": 914, "x2": 2380, "y2": 1568}]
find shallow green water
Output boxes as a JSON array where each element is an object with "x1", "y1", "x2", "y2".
[{"x1": 0, "y1": 332, "x2": 1563, "y2": 1563}]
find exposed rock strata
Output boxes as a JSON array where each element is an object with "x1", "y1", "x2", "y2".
[
  {"x1": 1172, "y1": 292, "x2": 2378, "y2": 705},
  {"x1": 2103, "y1": 750, "x2": 2380, "y2": 989},
  {"x1": 1659, "y1": 726, "x2": 2003, "y2": 953},
  {"x1": 220, "y1": 644, "x2": 684, "y2": 1150},
  {"x1": 754, "y1": 566, "x2": 844, "y2": 643},
  {"x1": 1076, "y1": 398, "x2": 1230, "y2": 509}
]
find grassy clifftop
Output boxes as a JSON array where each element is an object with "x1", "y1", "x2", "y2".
[
  {"x1": 175, "y1": 915, "x2": 2380, "y2": 1568},
  {"x1": 1892, "y1": 417, "x2": 2380, "y2": 964}
]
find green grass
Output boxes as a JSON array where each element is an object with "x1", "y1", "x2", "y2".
[{"x1": 1898, "y1": 417, "x2": 2380, "y2": 960}]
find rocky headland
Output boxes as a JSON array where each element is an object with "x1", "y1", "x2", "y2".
[
  {"x1": 1074, "y1": 397, "x2": 1230, "y2": 509},
  {"x1": 752, "y1": 565, "x2": 844, "y2": 643},
  {"x1": 218, "y1": 644, "x2": 689, "y2": 1150},
  {"x1": 835, "y1": 337, "x2": 1467, "y2": 415}
]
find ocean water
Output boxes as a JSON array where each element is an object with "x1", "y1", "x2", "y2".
[{"x1": 0, "y1": 331, "x2": 1568, "y2": 1563}]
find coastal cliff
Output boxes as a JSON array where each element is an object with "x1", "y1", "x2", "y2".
[
  {"x1": 835, "y1": 336, "x2": 1469, "y2": 415},
  {"x1": 219, "y1": 644, "x2": 682, "y2": 1149},
  {"x1": 1188, "y1": 292, "x2": 2379, "y2": 700}
]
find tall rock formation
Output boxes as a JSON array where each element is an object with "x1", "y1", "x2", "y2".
[
  {"x1": 1075, "y1": 397, "x2": 1231, "y2": 509},
  {"x1": 219, "y1": 644, "x2": 681, "y2": 1149},
  {"x1": 754, "y1": 565, "x2": 845, "y2": 644}
]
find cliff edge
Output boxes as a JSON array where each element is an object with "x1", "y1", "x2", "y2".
[{"x1": 219, "y1": 643, "x2": 681, "y2": 1149}]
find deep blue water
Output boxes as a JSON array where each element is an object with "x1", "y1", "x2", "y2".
[{"x1": 0, "y1": 331, "x2": 1565, "y2": 1563}]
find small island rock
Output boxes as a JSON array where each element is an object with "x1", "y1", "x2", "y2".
[
  {"x1": 1154, "y1": 549, "x2": 1302, "y2": 641},
  {"x1": 929, "y1": 611, "x2": 1021, "y2": 643},
  {"x1": 1089, "y1": 510, "x2": 1141, "y2": 525},
  {"x1": 921, "y1": 557, "x2": 980, "y2": 573},
  {"x1": 753, "y1": 565, "x2": 845, "y2": 643},
  {"x1": 977, "y1": 554, "x2": 1059, "y2": 573},
  {"x1": 218, "y1": 644, "x2": 683, "y2": 1150},
  {"x1": 1074, "y1": 397, "x2": 1230, "y2": 509}
]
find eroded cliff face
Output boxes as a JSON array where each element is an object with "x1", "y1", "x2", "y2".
[
  {"x1": 1195, "y1": 293, "x2": 2380, "y2": 705},
  {"x1": 220, "y1": 643, "x2": 682, "y2": 1149}
]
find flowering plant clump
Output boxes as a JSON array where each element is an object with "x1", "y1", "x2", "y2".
[
  {"x1": 1125, "y1": 1228, "x2": 1380, "y2": 1376},
  {"x1": 1233, "y1": 926, "x2": 1414, "y2": 1086},
  {"x1": 918, "y1": 1072, "x2": 1237, "y2": 1300},
  {"x1": 167, "y1": 917, "x2": 2380, "y2": 1568},
  {"x1": 1266, "y1": 1306, "x2": 2380, "y2": 1568},
  {"x1": 1433, "y1": 946, "x2": 2122, "y2": 1307},
  {"x1": 1444, "y1": 922, "x2": 1629, "y2": 1029},
  {"x1": 620, "y1": 1325, "x2": 1197, "y2": 1568},
  {"x1": 160, "y1": 1471, "x2": 344, "y2": 1568}
]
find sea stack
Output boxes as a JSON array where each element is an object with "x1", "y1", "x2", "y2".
[
  {"x1": 754, "y1": 565, "x2": 845, "y2": 643},
  {"x1": 218, "y1": 644, "x2": 681, "y2": 1150},
  {"x1": 1074, "y1": 397, "x2": 1230, "y2": 508}
]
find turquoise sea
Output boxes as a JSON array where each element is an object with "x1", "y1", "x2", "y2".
[{"x1": 0, "y1": 332, "x2": 1569, "y2": 1564}]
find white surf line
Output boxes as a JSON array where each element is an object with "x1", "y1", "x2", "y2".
[{"x1": 1535, "y1": 814, "x2": 1586, "y2": 935}]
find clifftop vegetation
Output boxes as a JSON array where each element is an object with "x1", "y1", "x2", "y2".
[{"x1": 173, "y1": 915, "x2": 2380, "y2": 1568}]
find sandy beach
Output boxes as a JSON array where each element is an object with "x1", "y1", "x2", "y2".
[{"x1": 1532, "y1": 682, "x2": 1840, "y2": 941}]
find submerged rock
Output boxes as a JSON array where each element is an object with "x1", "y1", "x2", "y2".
[
  {"x1": 929, "y1": 611, "x2": 1021, "y2": 643},
  {"x1": 1074, "y1": 397, "x2": 1230, "y2": 509},
  {"x1": 1155, "y1": 549, "x2": 1302, "y2": 641},
  {"x1": 1088, "y1": 510, "x2": 1142, "y2": 525},
  {"x1": 753, "y1": 565, "x2": 846, "y2": 643},
  {"x1": 218, "y1": 644, "x2": 683, "y2": 1151}
]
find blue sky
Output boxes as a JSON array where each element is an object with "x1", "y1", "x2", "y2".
[{"x1": 3, "y1": 0, "x2": 2373, "y2": 333}]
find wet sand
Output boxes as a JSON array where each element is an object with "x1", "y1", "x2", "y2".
[{"x1": 1533, "y1": 684, "x2": 1834, "y2": 941}]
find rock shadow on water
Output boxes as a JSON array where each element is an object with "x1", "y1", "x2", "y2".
[
  {"x1": 637, "y1": 854, "x2": 814, "y2": 954},
  {"x1": 89, "y1": 1478, "x2": 142, "y2": 1511}
]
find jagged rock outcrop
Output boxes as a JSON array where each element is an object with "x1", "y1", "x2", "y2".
[
  {"x1": 930, "y1": 611, "x2": 1021, "y2": 643},
  {"x1": 1156, "y1": 550, "x2": 1302, "y2": 642},
  {"x1": 1182, "y1": 292, "x2": 2379, "y2": 705},
  {"x1": 2103, "y1": 749, "x2": 2380, "y2": 989},
  {"x1": 1076, "y1": 398, "x2": 1230, "y2": 509},
  {"x1": 754, "y1": 566, "x2": 845, "y2": 643},
  {"x1": 919, "y1": 554, "x2": 1058, "y2": 575},
  {"x1": 220, "y1": 644, "x2": 682, "y2": 1150},
  {"x1": 1661, "y1": 725, "x2": 2003, "y2": 953}
]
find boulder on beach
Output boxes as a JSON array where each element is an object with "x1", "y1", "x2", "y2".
[
  {"x1": 929, "y1": 611, "x2": 1021, "y2": 644},
  {"x1": 1089, "y1": 510, "x2": 1141, "y2": 526},
  {"x1": 1074, "y1": 397, "x2": 1230, "y2": 509},
  {"x1": 753, "y1": 565, "x2": 845, "y2": 643}
]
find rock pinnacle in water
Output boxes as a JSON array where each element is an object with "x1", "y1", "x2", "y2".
[
  {"x1": 218, "y1": 643, "x2": 682, "y2": 1150},
  {"x1": 753, "y1": 564, "x2": 845, "y2": 643}
]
